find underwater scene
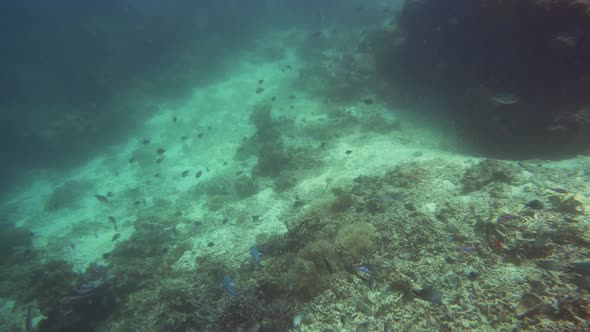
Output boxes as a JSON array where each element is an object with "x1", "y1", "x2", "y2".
[{"x1": 1, "y1": 0, "x2": 590, "y2": 331}]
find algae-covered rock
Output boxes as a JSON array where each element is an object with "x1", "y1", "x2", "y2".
[
  {"x1": 462, "y1": 159, "x2": 519, "y2": 193},
  {"x1": 289, "y1": 240, "x2": 337, "y2": 297},
  {"x1": 549, "y1": 193, "x2": 586, "y2": 215}
]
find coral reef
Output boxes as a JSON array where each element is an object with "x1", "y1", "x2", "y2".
[
  {"x1": 462, "y1": 159, "x2": 520, "y2": 193},
  {"x1": 289, "y1": 239, "x2": 338, "y2": 297},
  {"x1": 335, "y1": 222, "x2": 377, "y2": 265},
  {"x1": 254, "y1": 142, "x2": 292, "y2": 177},
  {"x1": 329, "y1": 187, "x2": 355, "y2": 213}
]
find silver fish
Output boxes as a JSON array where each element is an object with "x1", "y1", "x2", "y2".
[{"x1": 490, "y1": 92, "x2": 519, "y2": 105}]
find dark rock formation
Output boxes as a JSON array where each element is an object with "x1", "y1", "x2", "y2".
[{"x1": 375, "y1": 0, "x2": 590, "y2": 158}]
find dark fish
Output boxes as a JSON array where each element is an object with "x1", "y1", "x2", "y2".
[
  {"x1": 181, "y1": 170, "x2": 190, "y2": 177},
  {"x1": 195, "y1": 170, "x2": 203, "y2": 178},
  {"x1": 256, "y1": 87, "x2": 264, "y2": 94},
  {"x1": 536, "y1": 259, "x2": 561, "y2": 271},
  {"x1": 498, "y1": 214, "x2": 514, "y2": 220},
  {"x1": 142, "y1": 139, "x2": 150, "y2": 145},
  {"x1": 311, "y1": 31, "x2": 323, "y2": 38},
  {"x1": 172, "y1": 116, "x2": 177, "y2": 123},
  {"x1": 95, "y1": 194, "x2": 109, "y2": 203},
  {"x1": 383, "y1": 321, "x2": 391, "y2": 332},
  {"x1": 293, "y1": 200, "x2": 305, "y2": 209},
  {"x1": 208, "y1": 241, "x2": 215, "y2": 247},
  {"x1": 271, "y1": 96, "x2": 276, "y2": 102},
  {"x1": 208, "y1": 125, "x2": 212, "y2": 131},
  {"x1": 181, "y1": 135, "x2": 188, "y2": 141},
  {"x1": 362, "y1": 98, "x2": 374, "y2": 105},
  {"x1": 108, "y1": 216, "x2": 118, "y2": 231},
  {"x1": 70, "y1": 242, "x2": 76, "y2": 250},
  {"x1": 197, "y1": 133, "x2": 204, "y2": 138},
  {"x1": 162, "y1": 247, "x2": 169, "y2": 254},
  {"x1": 112, "y1": 233, "x2": 121, "y2": 241},
  {"x1": 156, "y1": 158, "x2": 163, "y2": 164},
  {"x1": 286, "y1": 65, "x2": 292, "y2": 70},
  {"x1": 258, "y1": 79, "x2": 264, "y2": 84},
  {"x1": 157, "y1": 148, "x2": 166, "y2": 155},
  {"x1": 252, "y1": 215, "x2": 261, "y2": 222},
  {"x1": 320, "y1": 141, "x2": 327, "y2": 149},
  {"x1": 565, "y1": 262, "x2": 590, "y2": 276},
  {"x1": 345, "y1": 150, "x2": 352, "y2": 155},
  {"x1": 128, "y1": 157, "x2": 136, "y2": 164},
  {"x1": 235, "y1": 170, "x2": 245, "y2": 176},
  {"x1": 356, "y1": 322, "x2": 370, "y2": 332},
  {"x1": 550, "y1": 188, "x2": 568, "y2": 194},
  {"x1": 222, "y1": 162, "x2": 228, "y2": 166},
  {"x1": 323, "y1": 256, "x2": 333, "y2": 274},
  {"x1": 25, "y1": 304, "x2": 33, "y2": 332},
  {"x1": 467, "y1": 271, "x2": 479, "y2": 281},
  {"x1": 524, "y1": 199, "x2": 544, "y2": 209},
  {"x1": 413, "y1": 286, "x2": 442, "y2": 304},
  {"x1": 106, "y1": 192, "x2": 114, "y2": 197}
]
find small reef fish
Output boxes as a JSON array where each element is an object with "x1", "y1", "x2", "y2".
[
  {"x1": 108, "y1": 216, "x2": 118, "y2": 231},
  {"x1": 156, "y1": 148, "x2": 166, "y2": 155},
  {"x1": 536, "y1": 259, "x2": 561, "y2": 271},
  {"x1": 413, "y1": 286, "x2": 443, "y2": 304},
  {"x1": 25, "y1": 304, "x2": 33, "y2": 332},
  {"x1": 250, "y1": 246, "x2": 261, "y2": 266},
  {"x1": 195, "y1": 170, "x2": 203, "y2": 179},
  {"x1": 223, "y1": 274, "x2": 238, "y2": 297},
  {"x1": 489, "y1": 92, "x2": 519, "y2": 105},
  {"x1": 355, "y1": 266, "x2": 371, "y2": 274},
  {"x1": 497, "y1": 214, "x2": 514, "y2": 220},
  {"x1": 94, "y1": 194, "x2": 109, "y2": 203},
  {"x1": 524, "y1": 199, "x2": 544, "y2": 209},
  {"x1": 323, "y1": 256, "x2": 333, "y2": 274},
  {"x1": 73, "y1": 280, "x2": 103, "y2": 296},
  {"x1": 457, "y1": 246, "x2": 475, "y2": 252},
  {"x1": 565, "y1": 262, "x2": 590, "y2": 276}
]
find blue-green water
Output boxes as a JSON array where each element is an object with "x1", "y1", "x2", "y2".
[{"x1": 1, "y1": 1, "x2": 589, "y2": 331}]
